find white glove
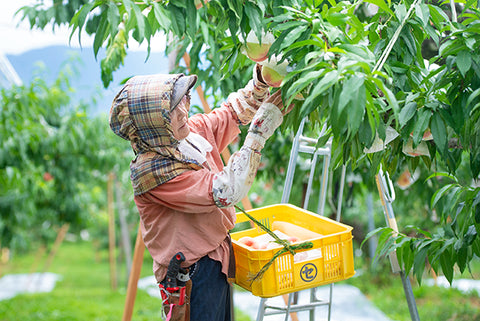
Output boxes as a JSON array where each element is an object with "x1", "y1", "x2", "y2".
[{"x1": 244, "y1": 101, "x2": 283, "y2": 151}]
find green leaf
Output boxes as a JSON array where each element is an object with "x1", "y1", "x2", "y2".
[
  {"x1": 168, "y1": 4, "x2": 185, "y2": 35},
  {"x1": 431, "y1": 184, "x2": 456, "y2": 208},
  {"x1": 413, "y1": 246, "x2": 428, "y2": 285},
  {"x1": 363, "y1": 0, "x2": 394, "y2": 16},
  {"x1": 457, "y1": 244, "x2": 468, "y2": 274},
  {"x1": 430, "y1": 112, "x2": 447, "y2": 157},
  {"x1": 245, "y1": 2, "x2": 262, "y2": 34},
  {"x1": 338, "y1": 74, "x2": 364, "y2": 115},
  {"x1": 457, "y1": 51, "x2": 472, "y2": 77},
  {"x1": 425, "y1": 172, "x2": 457, "y2": 183},
  {"x1": 398, "y1": 101, "x2": 417, "y2": 126},
  {"x1": 152, "y1": 2, "x2": 171, "y2": 30},
  {"x1": 358, "y1": 115, "x2": 374, "y2": 146},
  {"x1": 473, "y1": 236, "x2": 480, "y2": 258},
  {"x1": 440, "y1": 250, "x2": 454, "y2": 285},
  {"x1": 412, "y1": 108, "x2": 431, "y2": 146},
  {"x1": 464, "y1": 225, "x2": 477, "y2": 246},
  {"x1": 185, "y1": 0, "x2": 197, "y2": 41},
  {"x1": 131, "y1": 3, "x2": 145, "y2": 43},
  {"x1": 370, "y1": 77, "x2": 399, "y2": 116},
  {"x1": 406, "y1": 225, "x2": 433, "y2": 238},
  {"x1": 278, "y1": 25, "x2": 309, "y2": 52},
  {"x1": 227, "y1": 0, "x2": 242, "y2": 19},
  {"x1": 285, "y1": 69, "x2": 325, "y2": 106},
  {"x1": 326, "y1": 12, "x2": 349, "y2": 27},
  {"x1": 106, "y1": 2, "x2": 120, "y2": 36},
  {"x1": 414, "y1": 3, "x2": 430, "y2": 28},
  {"x1": 348, "y1": 82, "x2": 366, "y2": 138},
  {"x1": 428, "y1": 4, "x2": 450, "y2": 28},
  {"x1": 69, "y1": 2, "x2": 96, "y2": 45},
  {"x1": 466, "y1": 87, "x2": 480, "y2": 111},
  {"x1": 93, "y1": 12, "x2": 108, "y2": 59},
  {"x1": 300, "y1": 70, "x2": 338, "y2": 117},
  {"x1": 471, "y1": 151, "x2": 480, "y2": 178},
  {"x1": 402, "y1": 240, "x2": 415, "y2": 273}
]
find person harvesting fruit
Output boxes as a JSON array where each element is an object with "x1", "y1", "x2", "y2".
[{"x1": 109, "y1": 64, "x2": 293, "y2": 321}]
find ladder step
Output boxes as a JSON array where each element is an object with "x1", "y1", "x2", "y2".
[
  {"x1": 263, "y1": 300, "x2": 331, "y2": 315},
  {"x1": 299, "y1": 135, "x2": 318, "y2": 144},
  {"x1": 298, "y1": 145, "x2": 330, "y2": 155}
]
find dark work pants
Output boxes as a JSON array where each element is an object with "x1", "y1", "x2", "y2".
[{"x1": 189, "y1": 256, "x2": 232, "y2": 321}]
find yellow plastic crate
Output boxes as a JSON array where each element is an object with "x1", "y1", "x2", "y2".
[{"x1": 231, "y1": 204, "x2": 355, "y2": 298}]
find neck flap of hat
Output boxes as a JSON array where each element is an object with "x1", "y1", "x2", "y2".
[{"x1": 121, "y1": 74, "x2": 203, "y2": 195}]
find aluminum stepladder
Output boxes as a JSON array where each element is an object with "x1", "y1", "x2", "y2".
[{"x1": 256, "y1": 118, "x2": 347, "y2": 321}]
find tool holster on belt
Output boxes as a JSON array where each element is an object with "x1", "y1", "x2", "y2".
[
  {"x1": 159, "y1": 252, "x2": 192, "y2": 321},
  {"x1": 159, "y1": 279, "x2": 192, "y2": 321}
]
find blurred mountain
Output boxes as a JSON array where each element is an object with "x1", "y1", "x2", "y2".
[{"x1": 6, "y1": 45, "x2": 170, "y2": 115}]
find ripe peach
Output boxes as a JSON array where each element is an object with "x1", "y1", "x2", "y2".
[
  {"x1": 287, "y1": 236, "x2": 299, "y2": 243},
  {"x1": 43, "y1": 172, "x2": 54, "y2": 182},
  {"x1": 243, "y1": 30, "x2": 274, "y2": 62},
  {"x1": 260, "y1": 55, "x2": 289, "y2": 87},
  {"x1": 397, "y1": 169, "x2": 412, "y2": 190},
  {"x1": 238, "y1": 236, "x2": 255, "y2": 247}
]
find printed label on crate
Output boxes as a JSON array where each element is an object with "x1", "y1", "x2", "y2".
[{"x1": 300, "y1": 263, "x2": 317, "y2": 282}]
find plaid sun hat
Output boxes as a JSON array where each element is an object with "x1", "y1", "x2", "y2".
[{"x1": 109, "y1": 73, "x2": 200, "y2": 195}]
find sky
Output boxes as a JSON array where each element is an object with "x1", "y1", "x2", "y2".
[
  {"x1": 0, "y1": 1, "x2": 165, "y2": 55},
  {"x1": 1, "y1": 1, "x2": 90, "y2": 55},
  {"x1": 0, "y1": 2, "x2": 172, "y2": 114}
]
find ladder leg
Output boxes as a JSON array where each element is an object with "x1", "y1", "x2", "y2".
[
  {"x1": 309, "y1": 288, "x2": 316, "y2": 321},
  {"x1": 281, "y1": 118, "x2": 306, "y2": 203},
  {"x1": 317, "y1": 145, "x2": 331, "y2": 216},
  {"x1": 256, "y1": 298, "x2": 267, "y2": 321},
  {"x1": 303, "y1": 152, "x2": 318, "y2": 209},
  {"x1": 283, "y1": 292, "x2": 295, "y2": 321},
  {"x1": 327, "y1": 283, "x2": 334, "y2": 321}
]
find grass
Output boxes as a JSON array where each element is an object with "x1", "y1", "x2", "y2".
[
  {"x1": 1, "y1": 239, "x2": 480, "y2": 321},
  {"x1": 0, "y1": 240, "x2": 251, "y2": 321}
]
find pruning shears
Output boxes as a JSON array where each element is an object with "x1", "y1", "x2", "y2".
[{"x1": 160, "y1": 252, "x2": 188, "y2": 305}]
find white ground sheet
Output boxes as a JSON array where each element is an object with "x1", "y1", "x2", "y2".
[{"x1": 0, "y1": 273, "x2": 62, "y2": 301}]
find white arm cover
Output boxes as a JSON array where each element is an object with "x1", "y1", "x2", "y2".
[
  {"x1": 212, "y1": 103, "x2": 283, "y2": 208},
  {"x1": 225, "y1": 65, "x2": 270, "y2": 125}
]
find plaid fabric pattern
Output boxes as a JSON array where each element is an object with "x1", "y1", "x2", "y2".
[{"x1": 109, "y1": 73, "x2": 201, "y2": 195}]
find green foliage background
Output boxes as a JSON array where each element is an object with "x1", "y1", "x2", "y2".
[{"x1": 0, "y1": 62, "x2": 134, "y2": 252}]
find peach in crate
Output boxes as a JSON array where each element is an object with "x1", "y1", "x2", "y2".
[{"x1": 231, "y1": 204, "x2": 355, "y2": 298}]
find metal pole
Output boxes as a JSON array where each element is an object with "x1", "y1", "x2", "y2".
[{"x1": 375, "y1": 167, "x2": 420, "y2": 321}]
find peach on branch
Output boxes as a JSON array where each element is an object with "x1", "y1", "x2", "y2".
[
  {"x1": 397, "y1": 168, "x2": 419, "y2": 190},
  {"x1": 242, "y1": 30, "x2": 275, "y2": 62},
  {"x1": 397, "y1": 169, "x2": 412, "y2": 190},
  {"x1": 43, "y1": 172, "x2": 54, "y2": 182},
  {"x1": 260, "y1": 55, "x2": 289, "y2": 88}
]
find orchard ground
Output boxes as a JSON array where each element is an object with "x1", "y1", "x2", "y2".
[{"x1": 1, "y1": 240, "x2": 479, "y2": 321}]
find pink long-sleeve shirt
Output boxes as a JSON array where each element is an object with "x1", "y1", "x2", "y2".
[{"x1": 134, "y1": 105, "x2": 241, "y2": 283}]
